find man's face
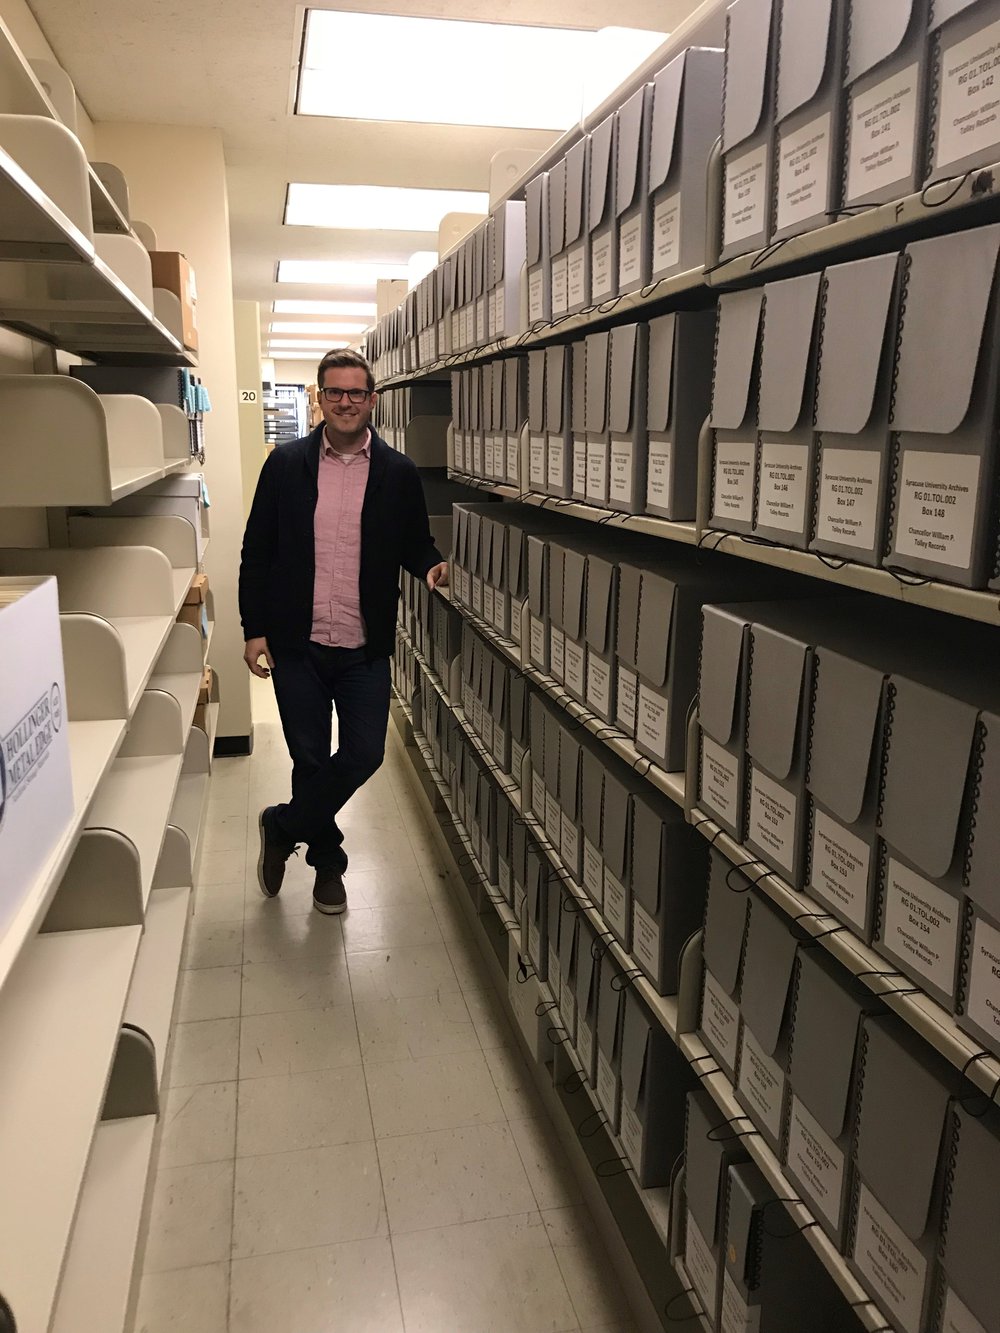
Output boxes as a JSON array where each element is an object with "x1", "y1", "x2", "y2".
[{"x1": 318, "y1": 366, "x2": 376, "y2": 440}]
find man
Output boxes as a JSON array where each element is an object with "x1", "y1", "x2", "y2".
[{"x1": 239, "y1": 349, "x2": 448, "y2": 915}]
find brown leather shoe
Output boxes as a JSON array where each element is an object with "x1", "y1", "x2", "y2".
[
  {"x1": 313, "y1": 868, "x2": 347, "y2": 915},
  {"x1": 257, "y1": 807, "x2": 297, "y2": 898}
]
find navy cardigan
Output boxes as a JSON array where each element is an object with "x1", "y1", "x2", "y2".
[{"x1": 239, "y1": 425, "x2": 442, "y2": 660}]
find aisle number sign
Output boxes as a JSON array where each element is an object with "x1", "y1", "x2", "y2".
[{"x1": 240, "y1": 389, "x2": 258, "y2": 403}]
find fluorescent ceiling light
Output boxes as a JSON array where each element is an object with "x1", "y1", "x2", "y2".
[
  {"x1": 268, "y1": 338, "x2": 351, "y2": 350},
  {"x1": 277, "y1": 259, "x2": 409, "y2": 286},
  {"x1": 286, "y1": 183, "x2": 488, "y2": 232},
  {"x1": 270, "y1": 321, "x2": 369, "y2": 335},
  {"x1": 273, "y1": 299, "x2": 376, "y2": 316},
  {"x1": 300, "y1": 11, "x2": 597, "y2": 129}
]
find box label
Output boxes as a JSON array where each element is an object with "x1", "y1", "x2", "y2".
[
  {"x1": 586, "y1": 438, "x2": 610, "y2": 504},
  {"x1": 559, "y1": 977, "x2": 576, "y2": 1033},
  {"x1": 637, "y1": 683, "x2": 669, "y2": 765},
  {"x1": 576, "y1": 1016, "x2": 594, "y2": 1079},
  {"x1": 567, "y1": 242, "x2": 587, "y2": 308},
  {"x1": 723, "y1": 145, "x2": 767, "y2": 246},
  {"x1": 506, "y1": 435, "x2": 520, "y2": 483},
  {"x1": 488, "y1": 288, "x2": 498, "y2": 338},
  {"x1": 499, "y1": 859, "x2": 512, "y2": 902},
  {"x1": 473, "y1": 436, "x2": 484, "y2": 477},
  {"x1": 883, "y1": 857, "x2": 959, "y2": 998},
  {"x1": 597, "y1": 1050, "x2": 618, "y2": 1123},
  {"x1": 685, "y1": 1213, "x2": 718, "y2": 1322},
  {"x1": 786, "y1": 1095, "x2": 845, "y2": 1233},
  {"x1": 721, "y1": 1272, "x2": 761, "y2": 1333},
  {"x1": 476, "y1": 302, "x2": 486, "y2": 343},
  {"x1": 619, "y1": 214, "x2": 643, "y2": 288},
  {"x1": 646, "y1": 439, "x2": 673, "y2": 513},
  {"x1": 620, "y1": 1098, "x2": 643, "y2": 1171},
  {"x1": 942, "y1": 1286, "x2": 989, "y2": 1333},
  {"x1": 713, "y1": 441, "x2": 755, "y2": 525},
  {"x1": 810, "y1": 808, "x2": 871, "y2": 934},
  {"x1": 583, "y1": 838, "x2": 603, "y2": 901},
  {"x1": 529, "y1": 433, "x2": 547, "y2": 488},
  {"x1": 604, "y1": 871, "x2": 629, "y2": 940},
  {"x1": 511, "y1": 739, "x2": 526, "y2": 783},
  {"x1": 737, "y1": 1024, "x2": 785, "y2": 1142},
  {"x1": 777, "y1": 112, "x2": 831, "y2": 232},
  {"x1": 572, "y1": 438, "x2": 588, "y2": 496},
  {"x1": 610, "y1": 438, "x2": 637, "y2": 506},
  {"x1": 529, "y1": 616, "x2": 546, "y2": 667},
  {"x1": 492, "y1": 593, "x2": 507, "y2": 634},
  {"x1": 564, "y1": 640, "x2": 585, "y2": 697},
  {"x1": 552, "y1": 254, "x2": 569, "y2": 316},
  {"x1": 700, "y1": 734, "x2": 740, "y2": 829},
  {"x1": 847, "y1": 64, "x2": 920, "y2": 201},
  {"x1": 748, "y1": 767, "x2": 797, "y2": 876},
  {"x1": 528, "y1": 267, "x2": 545, "y2": 322},
  {"x1": 548, "y1": 945, "x2": 560, "y2": 994},
  {"x1": 587, "y1": 655, "x2": 612, "y2": 717},
  {"x1": 592, "y1": 232, "x2": 613, "y2": 300},
  {"x1": 496, "y1": 286, "x2": 506, "y2": 334},
  {"x1": 561, "y1": 813, "x2": 580, "y2": 871},
  {"x1": 701, "y1": 970, "x2": 740, "y2": 1074},
  {"x1": 894, "y1": 450, "x2": 981, "y2": 570},
  {"x1": 653, "y1": 191, "x2": 681, "y2": 272},
  {"x1": 532, "y1": 770, "x2": 545, "y2": 817},
  {"x1": 473, "y1": 577, "x2": 483, "y2": 615},
  {"x1": 550, "y1": 627, "x2": 565, "y2": 681},
  {"x1": 632, "y1": 899, "x2": 659, "y2": 978},
  {"x1": 853, "y1": 1183, "x2": 926, "y2": 1333},
  {"x1": 545, "y1": 791, "x2": 561, "y2": 847},
  {"x1": 510, "y1": 599, "x2": 523, "y2": 644},
  {"x1": 547, "y1": 437, "x2": 566, "y2": 492},
  {"x1": 966, "y1": 912, "x2": 1000, "y2": 1048},
  {"x1": 936, "y1": 19, "x2": 1000, "y2": 169},
  {"x1": 816, "y1": 447, "x2": 882, "y2": 551},
  {"x1": 484, "y1": 584, "x2": 496, "y2": 625},
  {"x1": 617, "y1": 667, "x2": 638, "y2": 735},
  {"x1": 758, "y1": 441, "x2": 809, "y2": 535}
]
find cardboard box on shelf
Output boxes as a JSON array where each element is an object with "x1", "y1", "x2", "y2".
[
  {"x1": 719, "y1": 0, "x2": 777, "y2": 261},
  {"x1": 683, "y1": 1088, "x2": 751, "y2": 1326},
  {"x1": 548, "y1": 156, "x2": 569, "y2": 319},
  {"x1": 573, "y1": 914, "x2": 601, "y2": 1085},
  {"x1": 811, "y1": 251, "x2": 901, "y2": 566},
  {"x1": 600, "y1": 768, "x2": 633, "y2": 950},
  {"x1": 630, "y1": 787, "x2": 708, "y2": 994},
  {"x1": 887, "y1": 224, "x2": 1000, "y2": 588},
  {"x1": 149, "y1": 250, "x2": 198, "y2": 352},
  {"x1": 708, "y1": 287, "x2": 766, "y2": 535},
  {"x1": 619, "y1": 990, "x2": 696, "y2": 1187},
  {"x1": 584, "y1": 329, "x2": 611, "y2": 507},
  {"x1": 570, "y1": 336, "x2": 588, "y2": 502},
  {"x1": 648, "y1": 45, "x2": 724, "y2": 284},
  {"x1": 936, "y1": 1101, "x2": 1000, "y2": 1333},
  {"x1": 698, "y1": 849, "x2": 753, "y2": 1082},
  {"x1": 733, "y1": 895, "x2": 803, "y2": 1155},
  {"x1": 607, "y1": 322, "x2": 648, "y2": 515},
  {"x1": 184, "y1": 571, "x2": 208, "y2": 605},
  {"x1": 545, "y1": 343, "x2": 573, "y2": 500},
  {"x1": 645, "y1": 308, "x2": 716, "y2": 521},
  {"x1": 584, "y1": 551, "x2": 618, "y2": 724},
  {"x1": 842, "y1": 0, "x2": 930, "y2": 211},
  {"x1": 588, "y1": 112, "x2": 620, "y2": 304},
  {"x1": 616, "y1": 82, "x2": 654, "y2": 295},
  {"x1": 784, "y1": 949, "x2": 881, "y2": 1248},
  {"x1": 771, "y1": 0, "x2": 848, "y2": 242},
  {"x1": 752, "y1": 271, "x2": 824, "y2": 550},
  {"x1": 595, "y1": 951, "x2": 625, "y2": 1133},
  {"x1": 525, "y1": 172, "x2": 552, "y2": 327},
  {"x1": 564, "y1": 136, "x2": 592, "y2": 315},
  {"x1": 848, "y1": 1013, "x2": 962, "y2": 1333}
]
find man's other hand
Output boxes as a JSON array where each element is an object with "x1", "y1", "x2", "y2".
[
  {"x1": 244, "y1": 637, "x2": 275, "y2": 678},
  {"x1": 426, "y1": 562, "x2": 450, "y2": 591}
]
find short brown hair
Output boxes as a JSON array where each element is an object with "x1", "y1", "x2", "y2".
[{"x1": 317, "y1": 349, "x2": 375, "y2": 393}]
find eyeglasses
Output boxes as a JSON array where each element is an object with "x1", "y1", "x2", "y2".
[{"x1": 319, "y1": 386, "x2": 372, "y2": 404}]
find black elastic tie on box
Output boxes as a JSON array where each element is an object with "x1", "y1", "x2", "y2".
[
  {"x1": 689, "y1": 811, "x2": 727, "y2": 853},
  {"x1": 749, "y1": 237, "x2": 791, "y2": 271},
  {"x1": 664, "y1": 1288, "x2": 705, "y2": 1323},
  {"x1": 562, "y1": 1067, "x2": 587, "y2": 1095},
  {"x1": 596, "y1": 1155, "x2": 634, "y2": 1179},
  {"x1": 882, "y1": 562, "x2": 932, "y2": 589},
  {"x1": 724, "y1": 862, "x2": 757, "y2": 895},
  {"x1": 920, "y1": 171, "x2": 971, "y2": 208},
  {"x1": 547, "y1": 1026, "x2": 573, "y2": 1046},
  {"x1": 515, "y1": 960, "x2": 535, "y2": 984},
  {"x1": 535, "y1": 999, "x2": 558, "y2": 1017},
  {"x1": 757, "y1": 1197, "x2": 820, "y2": 1241},
  {"x1": 849, "y1": 1299, "x2": 892, "y2": 1332},
  {"x1": 707, "y1": 1116, "x2": 758, "y2": 1144},
  {"x1": 791, "y1": 910, "x2": 848, "y2": 944},
  {"x1": 612, "y1": 967, "x2": 645, "y2": 993},
  {"x1": 578, "y1": 1107, "x2": 609, "y2": 1139}
]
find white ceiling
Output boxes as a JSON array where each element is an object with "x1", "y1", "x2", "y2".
[{"x1": 26, "y1": 0, "x2": 704, "y2": 346}]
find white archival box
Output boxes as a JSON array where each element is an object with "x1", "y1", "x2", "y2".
[{"x1": 0, "y1": 576, "x2": 73, "y2": 943}]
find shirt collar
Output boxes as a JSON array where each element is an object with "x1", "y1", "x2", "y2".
[{"x1": 322, "y1": 425, "x2": 371, "y2": 459}]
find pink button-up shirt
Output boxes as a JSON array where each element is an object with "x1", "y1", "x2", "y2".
[{"x1": 310, "y1": 427, "x2": 371, "y2": 648}]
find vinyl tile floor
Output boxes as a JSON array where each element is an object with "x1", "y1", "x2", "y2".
[{"x1": 133, "y1": 677, "x2": 637, "y2": 1333}]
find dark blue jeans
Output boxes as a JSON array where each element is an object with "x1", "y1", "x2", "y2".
[{"x1": 270, "y1": 643, "x2": 390, "y2": 871}]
